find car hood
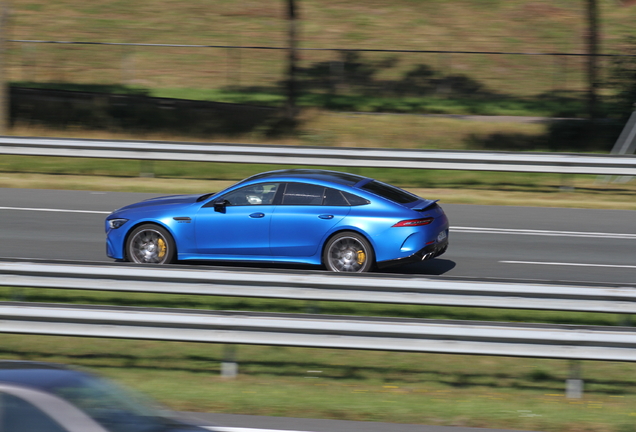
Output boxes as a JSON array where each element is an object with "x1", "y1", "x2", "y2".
[{"x1": 115, "y1": 194, "x2": 206, "y2": 212}]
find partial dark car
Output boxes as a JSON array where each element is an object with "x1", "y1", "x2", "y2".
[
  {"x1": 0, "y1": 360, "x2": 213, "y2": 432},
  {"x1": 105, "y1": 169, "x2": 449, "y2": 272}
]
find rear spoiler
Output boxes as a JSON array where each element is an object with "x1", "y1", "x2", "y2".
[{"x1": 411, "y1": 199, "x2": 439, "y2": 211}]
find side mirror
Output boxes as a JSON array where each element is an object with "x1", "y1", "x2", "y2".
[{"x1": 213, "y1": 199, "x2": 229, "y2": 213}]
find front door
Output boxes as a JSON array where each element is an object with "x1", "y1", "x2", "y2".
[{"x1": 194, "y1": 183, "x2": 279, "y2": 256}]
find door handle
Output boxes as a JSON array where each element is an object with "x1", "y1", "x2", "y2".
[
  {"x1": 249, "y1": 212, "x2": 265, "y2": 218},
  {"x1": 318, "y1": 214, "x2": 334, "y2": 220}
]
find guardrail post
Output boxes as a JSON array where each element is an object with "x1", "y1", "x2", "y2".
[
  {"x1": 306, "y1": 300, "x2": 320, "y2": 314},
  {"x1": 10, "y1": 287, "x2": 24, "y2": 301},
  {"x1": 619, "y1": 314, "x2": 632, "y2": 327},
  {"x1": 139, "y1": 160, "x2": 155, "y2": 178},
  {"x1": 221, "y1": 344, "x2": 238, "y2": 378},
  {"x1": 559, "y1": 173, "x2": 575, "y2": 192},
  {"x1": 566, "y1": 360, "x2": 583, "y2": 399}
]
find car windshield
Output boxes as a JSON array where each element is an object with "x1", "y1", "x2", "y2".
[{"x1": 49, "y1": 373, "x2": 173, "y2": 432}]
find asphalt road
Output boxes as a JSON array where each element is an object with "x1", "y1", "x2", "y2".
[{"x1": 1, "y1": 188, "x2": 635, "y2": 285}]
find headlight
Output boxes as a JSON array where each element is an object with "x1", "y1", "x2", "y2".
[{"x1": 108, "y1": 218, "x2": 128, "y2": 229}]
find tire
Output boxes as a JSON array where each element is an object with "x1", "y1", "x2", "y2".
[
  {"x1": 126, "y1": 224, "x2": 176, "y2": 264},
  {"x1": 323, "y1": 232, "x2": 374, "y2": 273}
]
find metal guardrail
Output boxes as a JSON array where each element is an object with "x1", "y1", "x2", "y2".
[
  {"x1": 2, "y1": 262, "x2": 636, "y2": 314},
  {"x1": 1, "y1": 136, "x2": 636, "y2": 175},
  {"x1": 1, "y1": 302, "x2": 636, "y2": 362},
  {"x1": 3, "y1": 261, "x2": 633, "y2": 396}
]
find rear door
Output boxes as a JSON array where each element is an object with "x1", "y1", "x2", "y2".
[{"x1": 269, "y1": 183, "x2": 350, "y2": 257}]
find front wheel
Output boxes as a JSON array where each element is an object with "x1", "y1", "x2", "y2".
[
  {"x1": 126, "y1": 224, "x2": 176, "y2": 264},
  {"x1": 323, "y1": 232, "x2": 374, "y2": 273}
]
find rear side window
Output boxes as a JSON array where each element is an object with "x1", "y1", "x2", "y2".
[
  {"x1": 360, "y1": 180, "x2": 418, "y2": 204},
  {"x1": 342, "y1": 191, "x2": 369, "y2": 206},
  {"x1": 323, "y1": 188, "x2": 349, "y2": 206},
  {"x1": 281, "y1": 183, "x2": 324, "y2": 205},
  {"x1": 281, "y1": 183, "x2": 370, "y2": 206}
]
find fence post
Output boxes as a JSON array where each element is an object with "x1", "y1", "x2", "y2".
[
  {"x1": 121, "y1": 46, "x2": 135, "y2": 85},
  {"x1": 285, "y1": 0, "x2": 298, "y2": 120},
  {"x1": 0, "y1": 2, "x2": 9, "y2": 134}
]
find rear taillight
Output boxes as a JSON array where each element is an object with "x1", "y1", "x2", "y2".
[{"x1": 392, "y1": 217, "x2": 434, "y2": 227}]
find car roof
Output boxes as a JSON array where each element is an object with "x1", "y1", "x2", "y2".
[
  {"x1": 241, "y1": 169, "x2": 368, "y2": 187},
  {"x1": 0, "y1": 361, "x2": 88, "y2": 391}
]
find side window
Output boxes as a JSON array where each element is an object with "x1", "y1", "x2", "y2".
[
  {"x1": 221, "y1": 183, "x2": 279, "y2": 206},
  {"x1": 0, "y1": 392, "x2": 69, "y2": 432},
  {"x1": 281, "y1": 183, "x2": 325, "y2": 205},
  {"x1": 342, "y1": 191, "x2": 370, "y2": 206},
  {"x1": 323, "y1": 188, "x2": 350, "y2": 206}
]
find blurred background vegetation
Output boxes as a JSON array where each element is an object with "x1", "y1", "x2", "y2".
[{"x1": 3, "y1": 0, "x2": 636, "y2": 152}]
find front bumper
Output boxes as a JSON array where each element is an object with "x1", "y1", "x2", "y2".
[{"x1": 376, "y1": 237, "x2": 448, "y2": 269}]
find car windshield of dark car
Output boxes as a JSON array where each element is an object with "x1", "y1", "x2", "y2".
[
  {"x1": 359, "y1": 180, "x2": 419, "y2": 204},
  {"x1": 49, "y1": 374, "x2": 172, "y2": 432}
]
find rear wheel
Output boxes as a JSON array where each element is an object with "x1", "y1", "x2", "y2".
[
  {"x1": 126, "y1": 224, "x2": 176, "y2": 264},
  {"x1": 323, "y1": 232, "x2": 374, "y2": 273}
]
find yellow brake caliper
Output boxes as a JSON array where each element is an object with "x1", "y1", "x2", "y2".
[
  {"x1": 356, "y1": 250, "x2": 366, "y2": 265},
  {"x1": 157, "y1": 238, "x2": 167, "y2": 259}
]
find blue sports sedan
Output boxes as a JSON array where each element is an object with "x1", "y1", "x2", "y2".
[{"x1": 105, "y1": 169, "x2": 449, "y2": 272}]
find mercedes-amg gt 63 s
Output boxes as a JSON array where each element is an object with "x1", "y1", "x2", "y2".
[{"x1": 105, "y1": 169, "x2": 449, "y2": 272}]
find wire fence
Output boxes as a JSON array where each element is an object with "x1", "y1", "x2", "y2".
[{"x1": 5, "y1": 39, "x2": 636, "y2": 101}]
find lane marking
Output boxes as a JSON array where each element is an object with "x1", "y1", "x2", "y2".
[
  {"x1": 0, "y1": 206, "x2": 110, "y2": 215},
  {"x1": 453, "y1": 226, "x2": 636, "y2": 240},
  {"x1": 501, "y1": 261, "x2": 636, "y2": 269}
]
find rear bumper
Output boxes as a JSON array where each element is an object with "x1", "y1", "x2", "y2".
[{"x1": 376, "y1": 237, "x2": 448, "y2": 269}]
